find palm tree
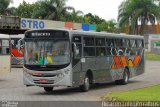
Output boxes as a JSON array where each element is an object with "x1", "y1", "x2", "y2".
[
  {"x1": 118, "y1": 0, "x2": 160, "y2": 35},
  {"x1": 32, "y1": 0, "x2": 73, "y2": 21},
  {"x1": 0, "y1": 0, "x2": 13, "y2": 15},
  {"x1": 64, "y1": 8, "x2": 84, "y2": 22}
]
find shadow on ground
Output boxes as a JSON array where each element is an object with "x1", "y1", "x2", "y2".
[{"x1": 30, "y1": 80, "x2": 141, "y2": 96}]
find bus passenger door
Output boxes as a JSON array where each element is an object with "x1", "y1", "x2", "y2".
[
  {"x1": 72, "y1": 36, "x2": 83, "y2": 86},
  {"x1": 0, "y1": 39, "x2": 11, "y2": 74}
]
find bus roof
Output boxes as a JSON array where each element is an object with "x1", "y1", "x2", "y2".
[
  {"x1": 0, "y1": 34, "x2": 10, "y2": 39},
  {"x1": 25, "y1": 28, "x2": 144, "y2": 39},
  {"x1": 70, "y1": 30, "x2": 144, "y2": 39},
  {"x1": 10, "y1": 34, "x2": 24, "y2": 38}
]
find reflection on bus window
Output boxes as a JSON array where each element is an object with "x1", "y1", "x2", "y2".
[
  {"x1": 25, "y1": 40, "x2": 70, "y2": 65},
  {"x1": 0, "y1": 39, "x2": 10, "y2": 55}
]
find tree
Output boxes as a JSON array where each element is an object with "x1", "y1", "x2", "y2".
[
  {"x1": 0, "y1": 0, "x2": 13, "y2": 15},
  {"x1": 118, "y1": 0, "x2": 160, "y2": 35},
  {"x1": 97, "y1": 22, "x2": 108, "y2": 32},
  {"x1": 6, "y1": 6, "x2": 16, "y2": 15},
  {"x1": 14, "y1": 1, "x2": 35, "y2": 18},
  {"x1": 84, "y1": 13, "x2": 106, "y2": 24},
  {"x1": 32, "y1": 0, "x2": 73, "y2": 21},
  {"x1": 64, "y1": 8, "x2": 84, "y2": 23},
  {"x1": 97, "y1": 19, "x2": 117, "y2": 32}
]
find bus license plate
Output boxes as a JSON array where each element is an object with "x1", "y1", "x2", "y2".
[{"x1": 39, "y1": 79, "x2": 48, "y2": 83}]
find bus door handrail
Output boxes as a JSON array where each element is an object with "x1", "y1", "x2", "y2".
[{"x1": 17, "y1": 38, "x2": 24, "y2": 55}]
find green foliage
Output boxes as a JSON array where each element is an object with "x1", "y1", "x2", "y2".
[
  {"x1": 118, "y1": 0, "x2": 160, "y2": 35},
  {"x1": 62, "y1": 8, "x2": 84, "y2": 23},
  {"x1": 14, "y1": 1, "x2": 35, "y2": 18},
  {"x1": 32, "y1": 0, "x2": 73, "y2": 21},
  {"x1": 102, "y1": 85, "x2": 160, "y2": 101},
  {"x1": 97, "y1": 22, "x2": 108, "y2": 32},
  {"x1": 97, "y1": 20, "x2": 117, "y2": 32},
  {"x1": 146, "y1": 52, "x2": 160, "y2": 60},
  {"x1": 84, "y1": 13, "x2": 106, "y2": 24},
  {"x1": 0, "y1": 0, "x2": 13, "y2": 15}
]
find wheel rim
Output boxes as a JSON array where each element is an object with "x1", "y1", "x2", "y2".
[
  {"x1": 85, "y1": 77, "x2": 89, "y2": 90},
  {"x1": 124, "y1": 72, "x2": 128, "y2": 83}
]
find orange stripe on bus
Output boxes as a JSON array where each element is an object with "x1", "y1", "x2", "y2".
[
  {"x1": 134, "y1": 55, "x2": 141, "y2": 66},
  {"x1": 120, "y1": 56, "x2": 127, "y2": 67},
  {"x1": 113, "y1": 56, "x2": 121, "y2": 68},
  {"x1": 111, "y1": 63, "x2": 116, "y2": 69}
]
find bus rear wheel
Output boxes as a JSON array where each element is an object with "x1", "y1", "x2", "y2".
[
  {"x1": 80, "y1": 75, "x2": 90, "y2": 92},
  {"x1": 115, "y1": 68, "x2": 129, "y2": 85},
  {"x1": 44, "y1": 87, "x2": 54, "y2": 92}
]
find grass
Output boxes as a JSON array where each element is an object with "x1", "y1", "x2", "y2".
[
  {"x1": 102, "y1": 85, "x2": 160, "y2": 101},
  {"x1": 146, "y1": 52, "x2": 160, "y2": 61}
]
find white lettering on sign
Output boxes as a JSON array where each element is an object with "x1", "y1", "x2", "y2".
[{"x1": 31, "y1": 33, "x2": 51, "y2": 37}]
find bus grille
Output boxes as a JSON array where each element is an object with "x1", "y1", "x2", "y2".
[{"x1": 32, "y1": 74, "x2": 56, "y2": 77}]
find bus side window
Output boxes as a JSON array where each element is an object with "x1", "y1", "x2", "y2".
[
  {"x1": 96, "y1": 38, "x2": 105, "y2": 57},
  {"x1": 137, "y1": 40, "x2": 144, "y2": 55},
  {"x1": 83, "y1": 37, "x2": 95, "y2": 57},
  {"x1": 124, "y1": 39, "x2": 131, "y2": 56},
  {"x1": 137, "y1": 40, "x2": 143, "y2": 48},
  {"x1": 115, "y1": 39, "x2": 122, "y2": 47},
  {"x1": 106, "y1": 38, "x2": 116, "y2": 55},
  {"x1": 115, "y1": 39, "x2": 124, "y2": 55},
  {"x1": 72, "y1": 36, "x2": 82, "y2": 57},
  {"x1": 130, "y1": 39, "x2": 137, "y2": 55},
  {"x1": 1, "y1": 40, "x2": 10, "y2": 55},
  {"x1": 125, "y1": 39, "x2": 130, "y2": 47}
]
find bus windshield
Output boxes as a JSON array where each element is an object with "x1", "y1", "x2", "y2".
[{"x1": 24, "y1": 40, "x2": 70, "y2": 66}]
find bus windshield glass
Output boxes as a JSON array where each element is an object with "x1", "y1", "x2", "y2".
[{"x1": 24, "y1": 40, "x2": 70, "y2": 65}]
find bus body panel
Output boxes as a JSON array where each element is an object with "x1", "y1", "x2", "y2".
[
  {"x1": 0, "y1": 34, "x2": 11, "y2": 74},
  {"x1": 70, "y1": 30, "x2": 145, "y2": 86},
  {"x1": 23, "y1": 64, "x2": 73, "y2": 87},
  {"x1": 72, "y1": 60, "x2": 84, "y2": 86},
  {"x1": 0, "y1": 55, "x2": 11, "y2": 74}
]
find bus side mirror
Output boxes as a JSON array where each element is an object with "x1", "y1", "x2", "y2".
[
  {"x1": 72, "y1": 43, "x2": 79, "y2": 59},
  {"x1": 17, "y1": 38, "x2": 24, "y2": 55}
]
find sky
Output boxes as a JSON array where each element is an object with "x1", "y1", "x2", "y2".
[{"x1": 10, "y1": 0, "x2": 124, "y2": 21}]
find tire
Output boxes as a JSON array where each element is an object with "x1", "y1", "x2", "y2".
[
  {"x1": 115, "y1": 68, "x2": 129, "y2": 85},
  {"x1": 44, "y1": 87, "x2": 54, "y2": 92},
  {"x1": 80, "y1": 75, "x2": 90, "y2": 92}
]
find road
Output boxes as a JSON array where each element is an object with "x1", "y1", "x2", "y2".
[{"x1": 0, "y1": 61, "x2": 159, "y2": 101}]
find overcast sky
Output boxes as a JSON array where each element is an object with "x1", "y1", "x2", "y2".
[{"x1": 10, "y1": 0, "x2": 124, "y2": 21}]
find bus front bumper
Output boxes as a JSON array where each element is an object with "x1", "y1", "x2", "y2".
[{"x1": 23, "y1": 68, "x2": 72, "y2": 87}]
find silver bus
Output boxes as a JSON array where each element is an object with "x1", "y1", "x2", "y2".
[
  {"x1": 0, "y1": 34, "x2": 11, "y2": 74},
  {"x1": 20, "y1": 29, "x2": 145, "y2": 92},
  {"x1": 10, "y1": 34, "x2": 24, "y2": 66}
]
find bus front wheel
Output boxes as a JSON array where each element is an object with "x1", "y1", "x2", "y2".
[
  {"x1": 44, "y1": 87, "x2": 54, "y2": 92},
  {"x1": 80, "y1": 75, "x2": 90, "y2": 92}
]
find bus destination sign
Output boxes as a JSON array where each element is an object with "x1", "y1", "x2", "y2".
[
  {"x1": 25, "y1": 30, "x2": 69, "y2": 39},
  {"x1": 31, "y1": 32, "x2": 51, "y2": 37}
]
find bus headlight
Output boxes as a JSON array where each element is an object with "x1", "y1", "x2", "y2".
[
  {"x1": 57, "y1": 73, "x2": 64, "y2": 78},
  {"x1": 57, "y1": 69, "x2": 70, "y2": 78},
  {"x1": 64, "y1": 69, "x2": 70, "y2": 74}
]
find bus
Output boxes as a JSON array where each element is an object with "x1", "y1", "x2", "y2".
[
  {"x1": 20, "y1": 29, "x2": 145, "y2": 92},
  {"x1": 0, "y1": 34, "x2": 11, "y2": 74},
  {"x1": 10, "y1": 34, "x2": 24, "y2": 66}
]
